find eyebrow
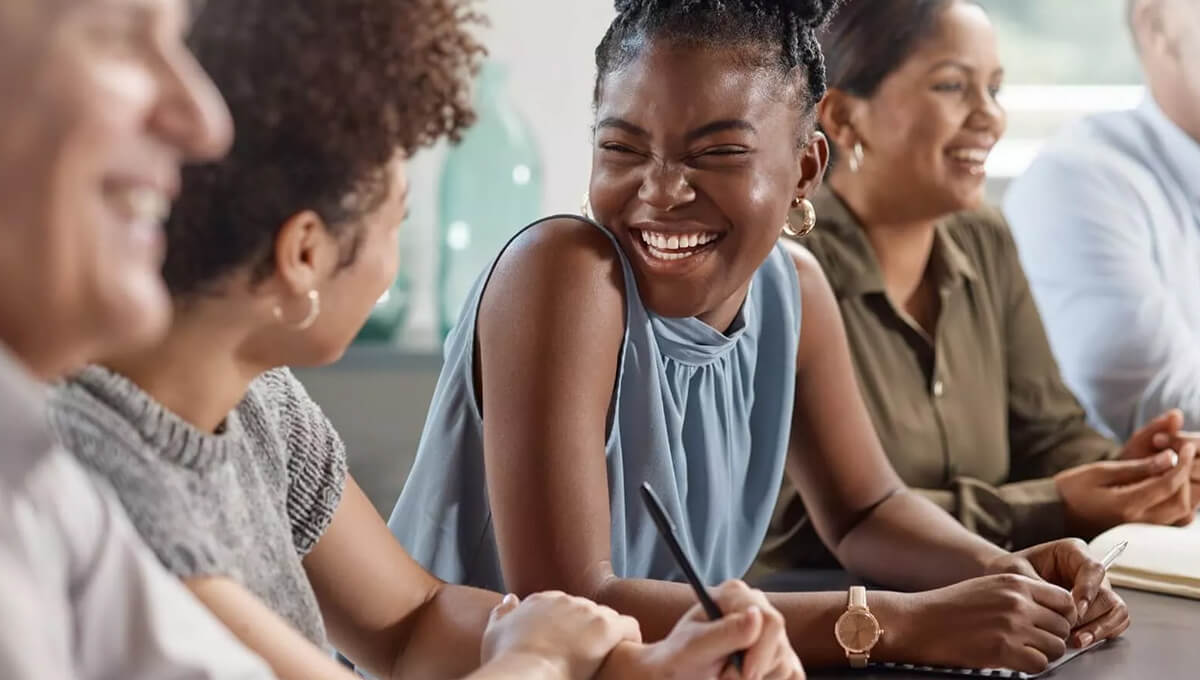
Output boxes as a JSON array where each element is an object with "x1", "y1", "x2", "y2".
[
  {"x1": 595, "y1": 117, "x2": 757, "y2": 142},
  {"x1": 926, "y1": 59, "x2": 1005, "y2": 78},
  {"x1": 927, "y1": 59, "x2": 975, "y2": 75}
]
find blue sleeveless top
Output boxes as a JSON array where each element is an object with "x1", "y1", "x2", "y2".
[{"x1": 388, "y1": 216, "x2": 802, "y2": 591}]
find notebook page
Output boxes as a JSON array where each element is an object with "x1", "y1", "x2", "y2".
[{"x1": 871, "y1": 640, "x2": 1103, "y2": 678}]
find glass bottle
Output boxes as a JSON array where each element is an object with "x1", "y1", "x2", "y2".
[{"x1": 437, "y1": 61, "x2": 543, "y2": 338}]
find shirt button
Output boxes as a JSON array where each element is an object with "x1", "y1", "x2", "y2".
[{"x1": 932, "y1": 380, "x2": 945, "y2": 398}]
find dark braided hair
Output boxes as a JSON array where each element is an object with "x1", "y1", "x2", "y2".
[
  {"x1": 164, "y1": 0, "x2": 486, "y2": 299},
  {"x1": 594, "y1": 0, "x2": 842, "y2": 116}
]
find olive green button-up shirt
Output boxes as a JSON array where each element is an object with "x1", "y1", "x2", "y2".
[{"x1": 758, "y1": 189, "x2": 1120, "y2": 570}]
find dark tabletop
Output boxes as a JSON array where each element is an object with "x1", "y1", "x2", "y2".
[{"x1": 754, "y1": 572, "x2": 1199, "y2": 679}]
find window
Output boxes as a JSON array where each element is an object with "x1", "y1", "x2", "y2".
[
  {"x1": 978, "y1": 0, "x2": 1141, "y2": 85},
  {"x1": 977, "y1": 0, "x2": 1145, "y2": 181}
]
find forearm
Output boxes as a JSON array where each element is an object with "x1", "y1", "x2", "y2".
[
  {"x1": 591, "y1": 575, "x2": 924, "y2": 670},
  {"x1": 386, "y1": 583, "x2": 499, "y2": 680},
  {"x1": 464, "y1": 652, "x2": 563, "y2": 680},
  {"x1": 834, "y1": 491, "x2": 1005, "y2": 590}
]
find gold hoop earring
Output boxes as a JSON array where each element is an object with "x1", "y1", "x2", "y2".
[
  {"x1": 848, "y1": 141, "x2": 864, "y2": 173},
  {"x1": 273, "y1": 290, "x2": 320, "y2": 331},
  {"x1": 782, "y1": 198, "x2": 817, "y2": 238},
  {"x1": 580, "y1": 192, "x2": 594, "y2": 220}
]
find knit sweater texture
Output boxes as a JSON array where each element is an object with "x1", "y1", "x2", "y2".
[{"x1": 47, "y1": 366, "x2": 347, "y2": 646}]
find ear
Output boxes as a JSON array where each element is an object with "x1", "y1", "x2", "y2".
[
  {"x1": 797, "y1": 129, "x2": 830, "y2": 198},
  {"x1": 271, "y1": 210, "x2": 339, "y2": 296},
  {"x1": 1134, "y1": 0, "x2": 1179, "y2": 60},
  {"x1": 817, "y1": 87, "x2": 866, "y2": 156}
]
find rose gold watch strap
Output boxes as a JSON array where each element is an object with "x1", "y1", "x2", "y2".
[{"x1": 849, "y1": 652, "x2": 869, "y2": 669}]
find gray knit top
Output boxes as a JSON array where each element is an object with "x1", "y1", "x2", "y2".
[{"x1": 46, "y1": 366, "x2": 347, "y2": 647}]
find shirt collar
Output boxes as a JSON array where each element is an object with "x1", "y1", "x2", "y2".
[
  {"x1": 1138, "y1": 96, "x2": 1200, "y2": 206},
  {"x1": 0, "y1": 343, "x2": 55, "y2": 484},
  {"x1": 808, "y1": 187, "x2": 978, "y2": 300}
]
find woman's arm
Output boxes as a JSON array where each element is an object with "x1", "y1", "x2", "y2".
[
  {"x1": 781, "y1": 242, "x2": 1006, "y2": 588},
  {"x1": 185, "y1": 576, "x2": 360, "y2": 680},
  {"x1": 306, "y1": 474, "x2": 653, "y2": 680},
  {"x1": 303, "y1": 475, "x2": 499, "y2": 679}
]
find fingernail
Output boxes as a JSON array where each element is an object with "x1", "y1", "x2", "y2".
[
  {"x1": 1079, "y1": 632, "x2": 1094, "y2": 647},
  {"x1": 501, "y1": 593, "x2": 518, "y2": 606}
]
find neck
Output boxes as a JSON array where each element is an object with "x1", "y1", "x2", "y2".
[
  {"x1": 103, "y1": 307, "x2": 265, "y2": 434},
  {"x1": 697, "y1": 281, "x2": 751, "y2": 335},
  {"x1": 1149, "y1": 78, "x2": 1200, "y2": 145},
  {"x1": 830, "y1": 171, "x2": 940, "y2": 305}
]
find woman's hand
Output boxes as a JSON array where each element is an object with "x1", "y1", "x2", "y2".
[
  {"x1": 893, "y1": 574, "x2": 1077, "y2": 675},
  {"x1": 599, "y1": 581, "x2": 803, "y2": 680},
  {"x1": 1054, "y1": 444, "x2": 1197, "y2": 536},
  {"x1": 988, "y1": 539, "x2": 1131, "y2": 648},
  {"x1": 481, "y1": 591, "x2": 641, "y2": 680},
  {"x1": 1121, "y1": 409, "x2": 1184, "y2": 460}
]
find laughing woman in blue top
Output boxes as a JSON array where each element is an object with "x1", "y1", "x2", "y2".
[{"x1": 392, "y1": 0, "x2": 1129, "y2": 673}]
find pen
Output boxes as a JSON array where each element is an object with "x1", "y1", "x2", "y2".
[
  {"x1": 1099, "y1": 540, "x2": 1128, "y2": 572},
  {"x1": 640, "y1": 482, "x2": 745, "y2": 672}
]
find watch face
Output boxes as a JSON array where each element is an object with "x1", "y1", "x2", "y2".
[{"x1": 836, "y1": 610, "x2": 880, "y2": 653}]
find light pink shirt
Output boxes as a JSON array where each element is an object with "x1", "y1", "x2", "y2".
[{"x1": 0, "y1": 345, "x2": 275, "y2": 680}]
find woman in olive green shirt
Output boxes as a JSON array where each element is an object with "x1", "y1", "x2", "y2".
[{"x1": 759, "y1": 0, "x2": 1200, "y2": 570}]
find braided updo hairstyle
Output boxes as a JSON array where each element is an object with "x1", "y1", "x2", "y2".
[{"x1": 594, "y1": 0, "x2": 842, "y2": 118}]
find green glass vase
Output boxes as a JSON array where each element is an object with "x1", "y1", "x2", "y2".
[{"x1": 438, "y1": 61, "x2": 543, "y2": 338}]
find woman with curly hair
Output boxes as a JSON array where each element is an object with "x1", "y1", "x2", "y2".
[
  {"x1": 45, "y1": 1, "x2": 797, "y2": 679},
  {"x1": 392, "y1": 0, "x2": 1129, "y2": 675}
]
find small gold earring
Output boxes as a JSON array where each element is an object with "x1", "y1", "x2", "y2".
[
  {"x1": 782, "y1": 198, "x2": 817, "y2": 238},
  {"x1": 273, "y1": 289, "x2": 320, "y2": 331},
  {"x1": 848, "y1": 141, "x2": 864, "y2": 173}
]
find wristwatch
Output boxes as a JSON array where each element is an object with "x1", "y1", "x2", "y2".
[{"x1": 834, "y1": 586, "x2": 884, "y2": 668}]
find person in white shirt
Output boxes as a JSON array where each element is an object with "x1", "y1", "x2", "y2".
[
  {"x1": 0, "y1": 0, "x2": 275, "y2": 678},
  {"x1": 1005, "y1": 0, "x2": 1200, "y2": 449}
]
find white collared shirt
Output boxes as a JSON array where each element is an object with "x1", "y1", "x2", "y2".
[
  {"x1": 1005, "y1": 98, "x2": 1200, "y2": 440},
  {"x1": 0, "y1": 345, "x2": 275, "y2": 679}
]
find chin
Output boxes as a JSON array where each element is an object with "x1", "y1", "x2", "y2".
[{"x1": 96, "y1": 285, "x2": 173, "y2": 357}]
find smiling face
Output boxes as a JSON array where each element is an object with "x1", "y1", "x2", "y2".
[
  {"x1": 0, "y1": 0, "x2": 232, "y2": 377},
  {"x1": 834, "y1": 1, "x2": 1005, "y2": 217},
  {"x1": 589, "y1": 43, "x2": 826, "y2": 328}
]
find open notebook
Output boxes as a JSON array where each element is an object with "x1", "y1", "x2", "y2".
[
  {"x1": 870, "y1": 640, "x2": 1104, "y2": 678},
  {"x1": 1088, "y1": 516, "x2": 1200, "y2": 599}
]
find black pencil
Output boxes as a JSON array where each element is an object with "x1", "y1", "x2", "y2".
[{"x1": 641, "y1": 482, "x2": 746, "y2": 672}]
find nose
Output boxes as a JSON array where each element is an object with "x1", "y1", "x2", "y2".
[
  {"x1": 149, "y1": 46, "x2": 234, "y2": 162},
  {"x1": 967, "y1": 86, "x2": 1006, "y2": 135},
  {"x1": 637, "y1": 159, "x2": 695, "y2": 212}
]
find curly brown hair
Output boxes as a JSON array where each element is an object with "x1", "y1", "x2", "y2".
[{"x1": 164, "y1": 0, "x2": 486, "y2": 298}]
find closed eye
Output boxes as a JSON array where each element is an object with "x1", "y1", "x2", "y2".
[
  {"x1": 599, "y1": 142, "x2": 641, "y2": 155},
  {"x1": 932, "y1": 82, "x2": 965, "y2": 93}
]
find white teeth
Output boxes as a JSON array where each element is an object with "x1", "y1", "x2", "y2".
[
  {"x1": 114, "y1": 186, "x2": 170, "y2": 222},
  {"x1": 646, "y1": 245, "x2": 692, "y2": 261},
  {"x1": 637, "y1": 230, "x2": 720, "y2": 258},
  {"x1": 948, "y1": 148, "x2": 989, "y2": 164}
]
